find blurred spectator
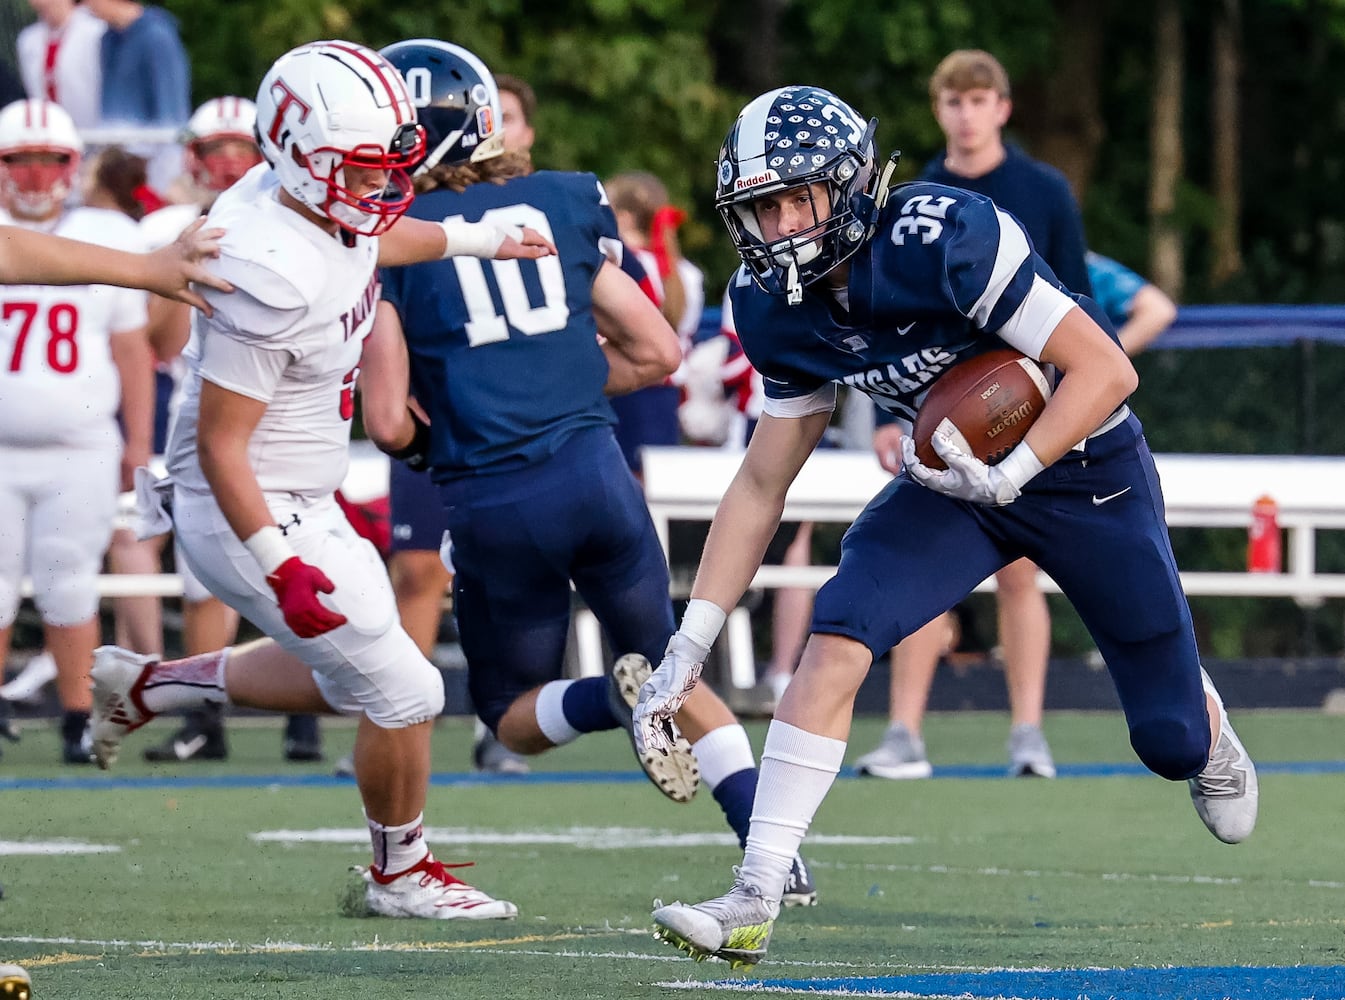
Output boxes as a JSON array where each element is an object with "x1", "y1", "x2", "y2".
[
  {"x1": 83, "y1": 0, "x2": 189, "y2": 193},
  {"x1": 494, "y1": 73, "x2": 535, "y2": 154},
  {"x1": 79, "y1": 144, "x2": 163, "y2": 661},
  {"x1": 16, "y1": 0, "x2": 105, "y2": 129},
  {"x1": 605, "y1": 170, "x2": 701, "y2": 477},
  {"x1": 1086, "y1": 250, "x2": 1178, "y2": 357}
]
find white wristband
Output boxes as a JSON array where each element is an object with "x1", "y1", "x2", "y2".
[
  {"x1": 997, "y1": 441, "x2": 1046, "y2": 490},
  {"x1": 438, "y1": 219, "x2": 522, "y2": 259},
  {"x1": 243, "y1": 525, "x2": 295, "y2": 576},
  {"x1": 680, "y1": 598, "x2": 728, "y2": 650}
]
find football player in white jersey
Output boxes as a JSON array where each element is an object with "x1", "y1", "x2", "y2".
[
  {"x1": 89, "y1": 39, "x2": 552, "y2": 920},
  {"x1": 0, "y1": 98, "x2": 155, "y2": 763}
]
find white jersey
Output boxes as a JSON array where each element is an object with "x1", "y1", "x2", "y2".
[
  {"x1": 0, "y1": 207, "x2": 149, "y2": 449},
  {"x1": 166, "y1": 164, "x2": 380, "y2": 499}
]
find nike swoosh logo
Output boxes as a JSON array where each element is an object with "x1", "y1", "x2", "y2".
[
  {"x1": 1092, "y1": 487, "x2": 1132, "y2": 506},
  {"x1": 174, "y1": 734, "x2": 209, "y2": 760},
  {"x1": 897, "y1": 323, "x2": 916, "y2": 336}
]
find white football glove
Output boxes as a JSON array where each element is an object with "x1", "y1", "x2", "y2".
[
  {"x1": 634, "y1": 631, "x2": 710, "y2": 757},
  {"x1": 902, "y1": 418, "x2": 1044, "y2": 506}
]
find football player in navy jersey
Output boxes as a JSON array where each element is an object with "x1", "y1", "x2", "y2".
[
  {"x1": 366, "y1": 39, "x2": 816, "y2": 904},
  {"x1": 637, "y1": 86, "x2": 1258, "y2": 969}
]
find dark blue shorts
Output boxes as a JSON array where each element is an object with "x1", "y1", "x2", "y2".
[
  {"x1": 436, "y1": 426, "x2": 676, "y2": 729},
  {"x1": 812, "y1": 412, "x2": 1208, "y2": 770},
  {"x1": 389, "y1": 460, "x2": 448, "y2": 553}
]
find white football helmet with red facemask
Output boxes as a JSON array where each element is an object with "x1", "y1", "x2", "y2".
[
  {"x1": 183, "y1": 96, "x2": 263, "y2": 193},
  {"x1": 254, "y1": 40, "x2": 425, "y2": 237},
  {"x1": 0, "y1": 99, "x2": 83, "y2": 221}
]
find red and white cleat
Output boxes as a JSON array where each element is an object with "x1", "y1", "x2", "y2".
[
  {"x1": 355, "y1": 855, "x2": 519, "y2": 920},
  {"x1": 89, "y1": 645, "x2": 158, "y2": 770}
]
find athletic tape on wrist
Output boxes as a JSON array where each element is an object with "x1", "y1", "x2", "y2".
[
  {"x1": 243, "y1": 525, "x2": 296, "y2": 576},
  {"x1": 438, "y1": 220, "x2": 522, "y2": 259}
]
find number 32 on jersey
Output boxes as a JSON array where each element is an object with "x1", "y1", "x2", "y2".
[{"x1": 445, "y1": 206, "x2": 568, "y2": 346}]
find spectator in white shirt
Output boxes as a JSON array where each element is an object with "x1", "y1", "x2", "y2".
[{"x1": 16, "y1": 1, "x2": 106, "y2": 130}]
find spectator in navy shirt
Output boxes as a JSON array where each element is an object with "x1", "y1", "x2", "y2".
[{"x1": 84, "y1": 0, "x2": 189, "y2": 192}]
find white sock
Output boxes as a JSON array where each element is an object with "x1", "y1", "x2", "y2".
[
  {"x1": 139, "y1": 649, "x2": 231, "y2": 713},
  {"x1": 367, "y1": 811, "x2": 430, "y2": 876},
  {"x1": 534, "y1": 679, "x2": 581, "y2": 746},
  {"x1": 691, "y1": 723, "x2": 757, "y2": 790},
  {"x1": 739, "y1": 720, "x2": 846, "y2": 902}
]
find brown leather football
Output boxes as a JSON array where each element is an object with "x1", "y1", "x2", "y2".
[{"x1": 912, "y1": 349, "x2": 1052, "y2": 470}]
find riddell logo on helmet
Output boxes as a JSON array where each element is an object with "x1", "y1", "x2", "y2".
[{"x1": 735, "y1": 169, "x2": 780, "y2": 190}]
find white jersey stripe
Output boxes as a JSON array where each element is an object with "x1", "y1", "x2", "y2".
[{"x1": 967, "y1": 207, "x2": 1032, "y2": 329}]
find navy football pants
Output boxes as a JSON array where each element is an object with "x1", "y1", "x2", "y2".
[
  {"x1": 813, "y1": 413, "x2": 1209, "y2": 780},
  {"x1": 436, "y1": 426, "x2": 676, "y2": 731}
]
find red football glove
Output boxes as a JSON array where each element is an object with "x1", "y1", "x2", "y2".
[{"x1": 266, "y1": 556, "x2": 348, "y2": 638}]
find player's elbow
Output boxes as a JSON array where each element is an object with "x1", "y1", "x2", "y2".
[
  {"x1": 1110, "y1": 352, "x2": 1140, "y2": 400},
  {"x1": 652, "y1": 336, "x2": 682, "y2": 381},
  {"x1": 363, "y1": 401, "x2": 406, "y2": 453}
]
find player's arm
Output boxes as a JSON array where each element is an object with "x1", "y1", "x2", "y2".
[
  {"x1": 1116, "y1": 283, "x2": 1178, "y2": 357},
  {"x1": 0, "y1": 219, "x2": 232, "y2": 313},
  {"x1": 377, "y1": 215, "x2": 555, "y2": 267},
  {"x1": 108, "y1": 324, "x2": 155, "y2": 491},
  {"x1": 634, "y1": 406, "x2": 831, "y2": 753},
  {"x1": 196, "y1": 379, "x2": 280, "y2": 547},
  {"x1": 359, "y1": 301, "x2": 429, "y2": 468},
  {"x1": 691, "y1": 409, "x2": 830, "y2": 610},
  {"x1": 591, "y1": 260, "x2": 682, "y2": 395},
  {"x1": 1025, "y1": 306, "x2": 1137, "y2": 469}
]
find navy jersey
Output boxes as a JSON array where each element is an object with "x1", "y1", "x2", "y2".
[
  {"x1": 731, "y1": 181, "x2": 1113, "y2": 430},
  {"x1": 380, "y1": 171, "x2": 621, "y2": 481}
]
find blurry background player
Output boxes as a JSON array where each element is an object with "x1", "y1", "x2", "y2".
[
  {"x1": 369, "y1": 38, "x2": 814, "y2": 906},
  {"x1": 135, "y1": 96, "x2": 324, "y2": 763},
  {"x1": 603, "y1": 170, "x2": 702, "y2": 479},
  {"x1": 859, "y1": 49, "x2": 1093, "y2": 781},
  {"x1": 0, "y1": 98, "x2": 153, "y2": 763},
  {"x1": 89, "y1": 39, "x2": 552, "y2": 919}
]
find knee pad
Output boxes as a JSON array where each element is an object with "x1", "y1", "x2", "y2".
[
  {"x1": 33, "y1": 572, "x2": 99, "y2": 627},
  {"x1": 0, "y1": 575, "x2": 18, "y2": 628},
  {"x1": 1129, "y1": 717, "x2": 1208, "y2": 781}
]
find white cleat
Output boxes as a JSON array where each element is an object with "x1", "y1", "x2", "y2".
[
  {"x1": 652, "y1": 874, "x2": 780, "y2": 971},
  {"x1": 89, "y1": 645, "x2": 159, "y2": 770},
  {"x1": 0, "y1": 651, "x2": 57, "y2": 704},
  {"x1": 610, "y1": 653, "x2": 700, "y2": 803},
  {"x1": 1189, "y1": 668, "x2": 1259, "y2": 844},
  {"x1": 352, "y1": 855, "x2": 518, "y2": 920}
]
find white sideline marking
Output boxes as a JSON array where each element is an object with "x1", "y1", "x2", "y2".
[
  {"x1": 0, "y1": 935, "x2": 898, "y2": 971},
  {"x1": 0, "y1": 840, "x2": 121, "y2": 856},
  {"x1": 248, "y1": 826, "x2": 917, "y2": 849}
]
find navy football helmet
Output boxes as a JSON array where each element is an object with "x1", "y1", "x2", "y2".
[
  {"x1": 379, "y1": 39, "x2": 504, "y2": 174},
  {"x1": 716, "y1": 86, "x2": 883, "y2": 303}
]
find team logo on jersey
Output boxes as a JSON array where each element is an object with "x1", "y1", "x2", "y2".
[
  {"x1": 339, "y1": 273, "x2": 381, "y2": 341},
  {"x1": 841, "y1": 346, "x2": 958, "y2": 407}
]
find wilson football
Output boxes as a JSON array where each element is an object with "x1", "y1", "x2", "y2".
[{"x1": 912, "y1": 349, "x2": 1052, "y2": 469}]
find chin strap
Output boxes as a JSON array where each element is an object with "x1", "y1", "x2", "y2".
[
  {"x1": 785, "y1": 260, "x2": 803, "y2": 305},
  {"x1": 873, "y1": 150, "x2": 902, "y2": 212}
]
